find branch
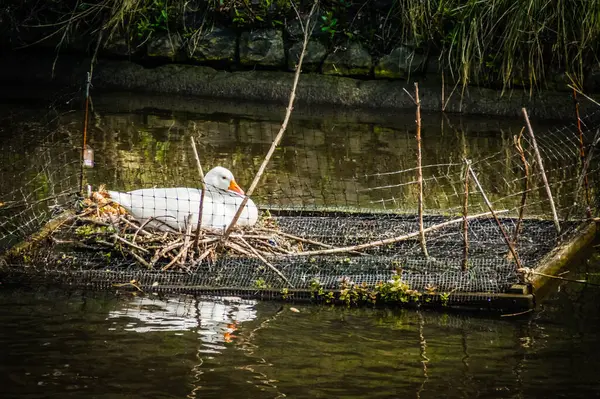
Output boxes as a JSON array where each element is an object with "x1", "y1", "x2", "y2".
[
  {"x1": 285, "y1": 210, "x2": 506, "y2": 257},
  {"x1": 221, "y1": 0, "x2": 319, "y2": 241}
]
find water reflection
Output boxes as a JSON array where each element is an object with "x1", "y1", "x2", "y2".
[
  {"x1": 1, "y1": 250, "x2": 600, "y2": 399},
  {"x1": 107, "y1": 296, "x2": 257, "y2": 349}
]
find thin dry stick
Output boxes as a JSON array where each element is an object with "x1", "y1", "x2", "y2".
[
  {"x1": 286, "y1": 210, "x2": 505, "y2": 257},
  {"x1": 150, "y1": 240, "x2": 184, "y2": 268},
  {"x1": 466, "y1": 163, "x2": 523, "y2": 271},
  {"x1": 221, "y1": 0, "x2": 318, "y2": 241},
  {"x1": 163, "y1": 221, "x2": 193, "y2": 271},
  {"x1": 224, "y1": 240, "x2": 255, "y2": 257},
  {"x1": 500, "y1": 309, "x2": 534, "y2": 318},
  {"x1": 522, "y1": 108, "x2": 561, "y2": 234},
  {"x1": 262, "y1": 228, "x2": 365, "y2": 255},
  {"x1": 98, "y1": 237, "x2": 151, "y2": 268},
  {"x1": 238, "y1": 237, "x2": 294, "y2": 288},
  {"x1": 462, "y1": 160, "x2": 470, "y2": 271},
  {"x1": 513, "y1": 129, "x2": 529, "y2": 244},
  {"x1": 414, "y1": 82, "x2": 429, "y2": 259},
  {"x1": 568, "y1": 84, "x2": 600, "y2": 108},
  {"x1": 441, "y1": 71, "x2": 445, "y2": 112},
  {"x1": 162, "y1": 248, "x2": 187, "y2": 271},
  {"x1": 112, "y1": 234, "x2": 149, "y2": 253},
  {"x1": 190, "y1": 136, "x2": 207, "y2": 249},
  {"x1": 126, "y1": 249, "x2": 152, "y2": 269},
  {"x1": 573, "y1": 88, "x2": 592, "y2": 218},
  {"x1": 128, "y1": 218, "x2": 154, "y2": 244},
  {"x1": 180, "y1": 214, "x2": 194, "y2": 266},
  {"x1": 194, "y1": 247, "x2": 213, "y2": 266},
  {"x1": 518, "y1": 267, "x2": 600, "y2": 286}
]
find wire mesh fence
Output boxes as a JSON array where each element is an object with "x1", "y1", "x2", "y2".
[{"x1": 0, "y1": 93, "x2": 598, "y2": 303}]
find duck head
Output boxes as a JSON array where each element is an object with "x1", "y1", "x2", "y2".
[{"x1": 204, "y1": 166, "x2": 245, "y2": 195}]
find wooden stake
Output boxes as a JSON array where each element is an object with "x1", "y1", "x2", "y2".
[
  {"x1": 466, "y1": 162, "x2": 523, "y2": 271},
  {"x1": 221, "y1": 0, "x2": 318, "y2": 241},
  {"x1": 414, "y1": 82, "x2": 429, "y2": 258},
  {"x1": 522, "y1": 108, "x2": 561, "y2": 234}
]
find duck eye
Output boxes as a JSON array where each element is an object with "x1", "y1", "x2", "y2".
[{"x1": 222, "y1": 176, "x2": 227, "y2": 180}]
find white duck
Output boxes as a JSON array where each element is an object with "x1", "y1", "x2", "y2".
[{"x1": 108, "y1": 166, "x2": 259, "y2": 231}]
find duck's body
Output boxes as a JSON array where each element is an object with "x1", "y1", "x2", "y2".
[{"x1": 107, "y1": 167, "x2": 258, "y2": 231}]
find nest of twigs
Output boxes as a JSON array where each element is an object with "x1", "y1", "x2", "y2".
[{"x1": 45, "y1": 188, "x2": 337, "y2": 285}]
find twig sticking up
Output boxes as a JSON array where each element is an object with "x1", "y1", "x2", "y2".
[
  {"x1": 466, "y1": 162, "x2": 523, "y2": 271},
  {"x1": 513, "y1": 129, "x2": 529, "y2": 244},
  {"x1": 190, "y1": 136, "x2": 206, "y2": 249},
  {"x1": 522, "y1": 108, "x2": 561, "y2": 234},
  {"x1": 413, "y1": 83, "x2": 429, "y2": 258},
  {"x1": 462, "y1": 160, "x2": 470, "y2": 271},
  {"x1": 221, "y1": 0, "x2": 319, "y2": 241}
]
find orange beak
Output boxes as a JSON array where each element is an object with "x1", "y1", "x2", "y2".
[{"x1": 228, "y1": 179, "x2": 245, "y2": 195}]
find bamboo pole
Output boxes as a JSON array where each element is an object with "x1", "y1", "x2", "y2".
[
  {"x1": 462, "y1": 160, "x2": 470, "y2": 271},
  {"x1": 221, "y1": 0, "x2": 318, "y2": 241},
  {"x1": 522, "y1": 108, "x2": 561, "y2": 234},
  {"x1": 414, "y1": 82, "x2": 429, "y2": 258},
  {"x1": 466, "y1": 162, "x2": 523, "y2": 271},
  {"x1": 190, "y1": 137, "x2": 206, "y2": 250}
]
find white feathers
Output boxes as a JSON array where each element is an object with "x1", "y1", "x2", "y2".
[{"x1": 107, "y1": 167, "x2": 258, "y2": 231}]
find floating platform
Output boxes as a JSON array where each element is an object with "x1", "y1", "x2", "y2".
[{"x1": 1, "y1": 210, "x2": 595, "y2": 313}]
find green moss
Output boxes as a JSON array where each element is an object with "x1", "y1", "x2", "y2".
[{"x1": 374, "y1": 67, "x2": 406, "y2": 79}]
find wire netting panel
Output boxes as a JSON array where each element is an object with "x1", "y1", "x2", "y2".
[
  {"x1": 1, "y1": 93, "x2": 599, "y2": 300},
  {"x1": 0, "y1": 106, "x2": 80, "y2": 250}
]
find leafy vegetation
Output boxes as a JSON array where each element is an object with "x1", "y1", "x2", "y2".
[{"x1": 308, "y1": 273, "x2": 450, "y2": 308}]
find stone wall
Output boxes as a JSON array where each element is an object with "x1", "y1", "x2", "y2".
[{"x1": 104, "y1": 27, "x2": 427, "y2": 81}]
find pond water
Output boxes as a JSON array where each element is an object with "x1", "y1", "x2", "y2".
[
  {"x1": 1, "y1": 240, "x2": 600, "y2": 399},
  {"x1": 1, "y1": 92, "x2": 599, "y2": 398}
]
